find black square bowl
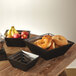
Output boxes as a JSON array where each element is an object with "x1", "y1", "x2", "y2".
[
  {"x1": 0, "y1": 47, "x2": 7, "y2": 61},
  {"x1": 25, "y1": 33, "x2": 74, "y2": 60},
  {"x1": 8, "y1": 50, "x2": 39, "y2": 71},
  {"x1": 5, "y1": 30, "x2": 30, "y2": 47}
]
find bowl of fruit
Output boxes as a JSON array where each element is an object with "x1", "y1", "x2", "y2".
[{"x1": 5, "y1": 26, "x2": 30, "y2": 47}]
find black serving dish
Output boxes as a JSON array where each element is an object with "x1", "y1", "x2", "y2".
[
  {"x1": 25, "y1": 33, "x2": 74, "y2": 60},
  {"x1": 0, "y1": 47, "x2": 7, "y2": 61},
  {"x1": 5, "y1": 30, "x2": 30, "y2": 47},
  {"x1": 8, "y1": 50, "x2": 39, "y2": 71}
]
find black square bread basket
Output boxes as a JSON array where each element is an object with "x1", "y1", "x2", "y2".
[
  {"x1": 5, "y1": 30, "x2": 30, "y2": 47},
  {"x1": 8, "y1": 50, "x2": 39, "y2": 71},
  {"x1": 25, "y1": 33, "x2": 74, "y2": 60}
]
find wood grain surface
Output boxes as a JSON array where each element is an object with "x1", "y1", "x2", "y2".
[{"x1": 0, "y1": 34, "x2": 76, "y2": 76}]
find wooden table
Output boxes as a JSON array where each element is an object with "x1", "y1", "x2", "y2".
[{"x1": 0, "y1": 34, "x2": 76, "y2": 76}]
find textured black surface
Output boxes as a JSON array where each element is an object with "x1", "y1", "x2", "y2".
[
  {"x1": 8, "y1": 51, "x2": 39, "y2": 71},
  {"x1": 0, "y1": 48, "x2": 7, "y2": 61}
]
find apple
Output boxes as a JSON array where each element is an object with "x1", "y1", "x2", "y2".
[
  {"x1": 21, "y1": 35, "x2": 28, "y2": 39},
  {"x1": 21, "y1": 31, "x2": 29, "y2": 36},
  {"x1": 13, "y1": 33, "x2": 20, "y2": 38}
]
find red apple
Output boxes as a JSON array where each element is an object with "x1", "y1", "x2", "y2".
[
  {"x1": 13, "y1": 33, "x2": 20, "y2": 38},
  {"x1": 21, "y1": 31, "x2": 29, "y2": 36},
  {"x1": 21, "y1": 35, "x2": 28, "y2": 39}
]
